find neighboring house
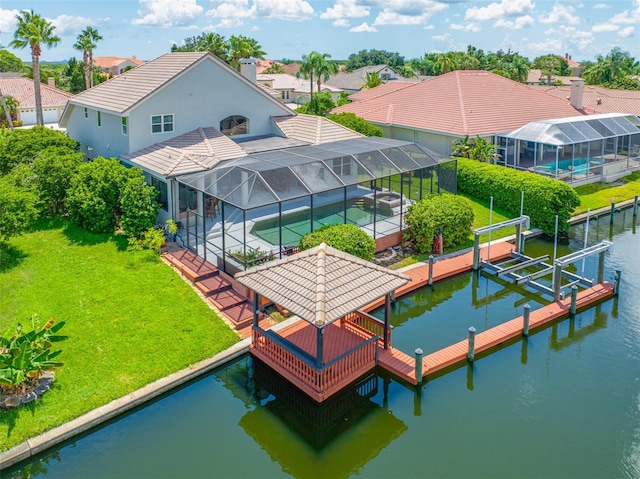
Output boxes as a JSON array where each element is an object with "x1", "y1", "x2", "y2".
[
  {"x1": 256, "y1": 73, "x2": 344, "y2": 105},
  {"x1": 0, "y1": 74, "x2": 72, "y2": 125},
  {"x1": 325, "y1": 65, "x2": 417, "y2": 94},
  {"x1": 534, "y1": 84, "x2": 640, "y2": 116},
  {"x1": 61, "y1": 52, "x2": 450, "y2": 273},
  {"x1": 332, "y1": 70, "x2": 591, "y2": 157},
  {"x1": 93, "y1": 56, "x2": 145, "y2": 76},
  {"x1": 526, "y1": 69, "x2": 582, "y2": 86},
  {"x1": 564, "y1": 54, "x2": 583, "y2": 77}
]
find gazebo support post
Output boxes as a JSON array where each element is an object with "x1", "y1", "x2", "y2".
[
  {"x1": 384, "y1": 293, "x2": 391, "y2": 350},
  {"x1": 316, "y1": 327, "x2": 324, "y2": 368},
  {"x1": 253, "y1": 292, "x2": 261, "y2": 327}
]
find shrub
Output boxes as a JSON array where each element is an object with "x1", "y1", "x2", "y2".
[
  {"x1": 404, "y1": 194, "x2": 474, "y2": 253},
  {"x1": 120, "y1": 175, "x2": 161, "y2": 237},
  {"x1": 127, "y1": 227, "x2": 166, "y2": 253},
  {"x1": 327, "y1": 112, "x2": 383, "y2": 137},
  {"x1": 456, "y1": 158, "x2": 580, "y2": 235},
  {"x1": 0, "y1": 175, "x2": 39, "y2": 243},
  {"x1": 299, "y1": 223, "x2": 376, "y2": 260}
]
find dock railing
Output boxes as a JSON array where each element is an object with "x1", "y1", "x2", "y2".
[
  {"x1": 342, "y1": 310, "x2": 391, "y2": 348},
  {"x1": 252, "y1": 327, "x2": 378, "y2": 395}
]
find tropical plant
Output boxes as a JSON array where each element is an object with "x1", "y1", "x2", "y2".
[
  {"x1": 10, "y1": 10, "x2": 60, "y2": 126},
  {"x1": 0, "y1": 49, "x2": 24, "y2": 72},
  {"x1": 297, "y1": 91, "x2": 336, "y2": 116},
  {"x1": 404, "y1": 194, "x2": 474, "y2": 253},
  {"x1": 0, "y1": 174, "x2": 39, "y2": 243},
  {"x1": 263, "y1": 63, "x2": 285, "y2": 74},
  {"x1": 582, "y1": 47, "x2": 639, "y2": 88},
  {"x1": 452, "y1": 135, "x2": 498, "y2": 162},
  {"x1": 346, "y1": 49, "x2": 405, "y2": 71},
  {"x1": 0, "y1": 92, "x2": 17, "y2": 131},
  {"x1": 171, "y1": 32, "x2": 230, "y2": 61},
  {"x1": 0, "y1": 315, "x2": 66, "y2": 396},
  {"x1": 127, "y1": 226, "x2": 166, "y2": 253},
  {"x1": 361, "y1": 71, "x2": 384, "y2": 89},
  {"x1": 435, "y1": 52, "x2": 458, "y2": 74},
  {"x1": 74, "y1": 27, "x2": 102, "y2": 90},
  {"x1": 299, "y1": 223, "x2": 376, "y2": 260}
]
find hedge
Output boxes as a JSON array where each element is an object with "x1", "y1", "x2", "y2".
[
  {"x1": 404, "y1": 194, "x2": 474, "y2": 253},
  {"x1": 456, "y1": 158, "x2": 580, "y2": 234},
  {"x1": 299, "y1": 223, "x2": 376, "y2": 260}
]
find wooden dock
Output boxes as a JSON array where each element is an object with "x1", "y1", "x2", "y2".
[{"x1": 378, "y1": 282, "x2": 615, "y2": 385}]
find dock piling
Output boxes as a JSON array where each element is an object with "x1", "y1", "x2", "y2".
[
  {"x1": 570, "y1": 285, "x2": 578, "y2": 315},
  {"x1": 614, "y1": 270, "x2": 621, "y2": 296},
  {"x1": 415, "y1": 348, "x2": 424, "y2": 385},
  {"x1": 467, "y1": 327, "x2": 476, "y2": 362},
  {"x1": 523, "y1": 304, "x2": 530, "y2": 336},
  {"x1": 428, "y1": 255, "x2": 434, "y2": 286},
  {"x1": 610, "y1": 202, "x2": 615, "y2": 224},
  {"x1": 634, "y1": 196, "x2": 638, "y2": 217}
]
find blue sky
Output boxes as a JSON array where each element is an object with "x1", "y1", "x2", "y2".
[{"x1": 1, "y1": 0, "x2": 638, "y2": 64}]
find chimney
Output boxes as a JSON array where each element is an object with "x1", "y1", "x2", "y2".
[
  {"x1": 240, "y1": 58, "x2": 257, "y2": 83},
  {"x1": 570, "y1": 79, "x2": 584, "y2": 110},
  {"x1": 47, "y1": 77, "x2": 55, "y2": 87}
]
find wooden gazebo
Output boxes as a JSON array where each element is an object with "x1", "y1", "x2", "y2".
[{"x1": 235, "y1": 243, "x2": 409, "y2": 402}]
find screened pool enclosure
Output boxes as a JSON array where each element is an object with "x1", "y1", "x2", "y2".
[
  {"x1": 497, "y1": 113, "x2": 640, "y2": 183},
  {"x1": 174, "y1": 137, "x2": 455, "y2": 274}
]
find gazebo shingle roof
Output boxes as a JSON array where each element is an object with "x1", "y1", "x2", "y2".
[{"x1": 235, "y1": 243, "x2": 409, "y2": 327}]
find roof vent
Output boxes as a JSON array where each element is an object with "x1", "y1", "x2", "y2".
[{"x1": 596, "y1": 98, "x2": 602, "y2": 105}]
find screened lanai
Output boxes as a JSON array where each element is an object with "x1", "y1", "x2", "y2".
[
  {"x1": 497, "y1": 113, "x2": 640, "y2": 183},
  {"x1": 174, "y1": 137, "x2": 455, "y2": 274}
]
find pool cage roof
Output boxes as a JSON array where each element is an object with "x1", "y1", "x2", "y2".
[
  {"x1": 175, "y1": 137, "x2": 447, "y2": 209},
  {"x1": 504, "y1": 113, "x2": 640, "y2": 146}
]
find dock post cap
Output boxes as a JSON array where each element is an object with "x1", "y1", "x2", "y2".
[
  {"x1": 469, "y1": 326, "x2": 476, "y2": 333},
  {"x1": 524, "y1": 303, "x2": 530, "y2": 309},
  {"x1": 415, "y1": 348, "x2": 424, "y2": 355}
]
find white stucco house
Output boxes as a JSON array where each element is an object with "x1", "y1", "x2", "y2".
[
  {"x1": 256, "y1": 73, "x2": 344, "y2": 106},
  {"x1": 60, "y1": 52, "x2": 450, "y2": 274}
]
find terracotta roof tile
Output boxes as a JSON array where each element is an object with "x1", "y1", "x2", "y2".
[
  {"x1": 0, "y1": 77, "x2": 72, "y2": 108},
  {"x1": 332, "y1": 70, "x2": 589, "y2": 136},
  {"x1": 533, "y1": 84, "x2": 640, "y2": 115}
]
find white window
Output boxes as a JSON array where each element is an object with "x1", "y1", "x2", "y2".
[
  {"x1": 151, "y1": 114, "x2": 174, "y2": 134},
  {"x1": 97, "y1": 111, "x2": 101, "y2": 127},
  {"x1": 121, "y1": 117, "x2": 128, "y2": 135},
  {"x1": 84, "y1": 107, "x2": 88, "y2": 119}
]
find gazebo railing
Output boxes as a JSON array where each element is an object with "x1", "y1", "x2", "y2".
[
  {"x1": 252, "y1": 328, "x2": 378, "y2": 396},
  {"x1": 342, "y1": 310, "x2": 391, "y2": 348}
]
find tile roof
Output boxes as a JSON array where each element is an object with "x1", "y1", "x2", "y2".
[
  {"x1": 348, "y1": 81, "x2": 421, "y2": 102},
  {"x1": 0, "y1": 77, "x2": 72, "y2": 108},
  {"x1": 235, "y1": 242, "x2": 409, "y2": 326},
  {"x1": 332, "y1": 70, "x2": 589, "y2": 136},
  {"x1": 325, "y1": 65, "x2": 417, "y2": 91},
  {"x1": 272, "y1": 114, "x2": 363, "y2": 144},
  {"x1": 93, "y1": 56, "x2": 145, "y2": 69},
  {"x1": 121, "y1": 126, "x2": 246, "y2": 177},
  {"x1": 67, "y1": 52, "x2": 210, "y2": 114},
  {"x1": 257, "y1": 73, "x2": 343, "y2": 93},
  {"x1": 533, "y1": 84, "x2": 640, "y2": 115}
]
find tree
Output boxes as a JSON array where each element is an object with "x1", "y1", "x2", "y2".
[
  {"x1": 74, "y1": 27, "x2": 102, "y2": 90},
  {"x1": 346, "y1": 49, "x2": 405, "y2": 71},
  {"x1": 298, "y1": 51, "x2": 337, "y2": 114},
  {"x1": 120, "y1": 175, "x2": 161, "y2": 237},
  {"x1": 172, "y1": 32, "x2": 229, "y2": 62},
  {"x1": 297, "y1": 91, "x2": 336, "y2": 116},
  {"x1": 263, "y1": 63, "x2": 285, "y2": 74},
  {"x1": 582, "y1": 47, "x2": 639, "y2": 87},
  {"x1": 62, "y1": 57, "x2": 87, "y2": 93},
  {"x1": 228, "y1": 35, "x2": 265, "y2": 71},
  {"x1": 435, "y1": 52, "x2": 458, "y2": 74},
  {"x1": 0, "y1": 92, "x2": 16, "y2": 131},
  {"x1": 0, "y1": 175, "x2": 39, "y2": 243},
  {"x1": 299, "y1": 224, "x2": 376, "y2": 260},
  {"x1": 32, "y1": 147, "x2": 83, "y2": 215},
  {"x1": 10, "y1": 10, "x2": 60, "y2": 126},
  {"x1": 533, "y1": 54, "x2": 561, "y2": 85},
  {"x1": 0, "y1": 49, "x2": 24, "y2": 72},
  {"x1": 327, "y1": 113, "x2": 383, "y2": 137}
]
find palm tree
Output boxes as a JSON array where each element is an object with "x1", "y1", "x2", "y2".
[
  {"x1": 10, "y1": 10, "x2": 60, "y2": 126},
  {"x1": 228, "y1": 35, "x2": 265, "y2": 71},
  {"x1": 199, "y1": 32, "x2": 229, "y2": 61},
  {"x1": 361, "y1": 71, "x2": 384, "y2": 89},
  {"x1": 435, "y1": 52, "x2": 458, "y2": 75},
  {"x1": 74, "y1": 27, "x2": 102, "y2": 90},
  {"x1": 298, "y1": 51, "x2": 337, "y2": 114},
  {"x1": 0, "y1": 42, "x2": 15, "y2": 131}
]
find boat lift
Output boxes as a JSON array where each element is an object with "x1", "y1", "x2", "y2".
[{"x1": 472, "y1": 212, "x2": 613, "y2": 301}]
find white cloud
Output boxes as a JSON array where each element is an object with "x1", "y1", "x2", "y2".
[
  {"x1": 350, "y1": 22, "x2": 377, "y2": 32},
  {"x1": 592, "y1": 23, "x2": 619, "y2": 33},
  {"x1": 450, "y1": 22, "x2": 481, "y2": 32},
  {"x1": 50, "y1": 15, "x2": 109, "y2": 36},
  {"x1": 320, "y1": 0, "x2": 369, "y2": 20},
  {"x1": 521, "y1": 37, "x2": 563, "y2": 55},
  {"x1": 494, "y1": 14, "x2": 534, "y2": 29},
  {"x1": 332, "y1": 19, "x2": 350, "y2": 27},
  {"x1": 432, "y1": 32, "x2": 453, "y2": 43},
  {"x1": 207, "y1": 0, "x2": 314, "y2": 25},
  {"x1": 539, "y1": 4, "x2": 580, "y2": 25},
  {"x1": 465, "y1": 0, "x2": 535, "y2": 21},
  {"x1": 424, "y1": 24, "x2": 435, "y2": 30},
  {"x1": 133, "y1": 0, "x2": 203, "y2": 26},
  {"x1": 608, "y1": 0, "x2": 640, "y2": 25},
  {"x1": 373, "y1": 0, "x2": 448, "y2": 26},
  {"x1": 592, "y1": 3, "x2": 610, "y2": 8},
  {"x1": 618, "y1": 26, "x2": 635, "y2": 38},
  {"x1": 0, "y1": 8, "x2": 19, "y2": 33}
]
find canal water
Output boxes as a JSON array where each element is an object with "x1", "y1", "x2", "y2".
[{"x1": 5, "y1": 208, "x2": 639, "y2": 478}]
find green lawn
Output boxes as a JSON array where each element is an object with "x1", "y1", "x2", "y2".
[
  {"x1": 574, "y1": 171, "x2": 640, "y2": 214},
  {"x1": 0, "y1": 218, "x2": 238, "y2": 451}
]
